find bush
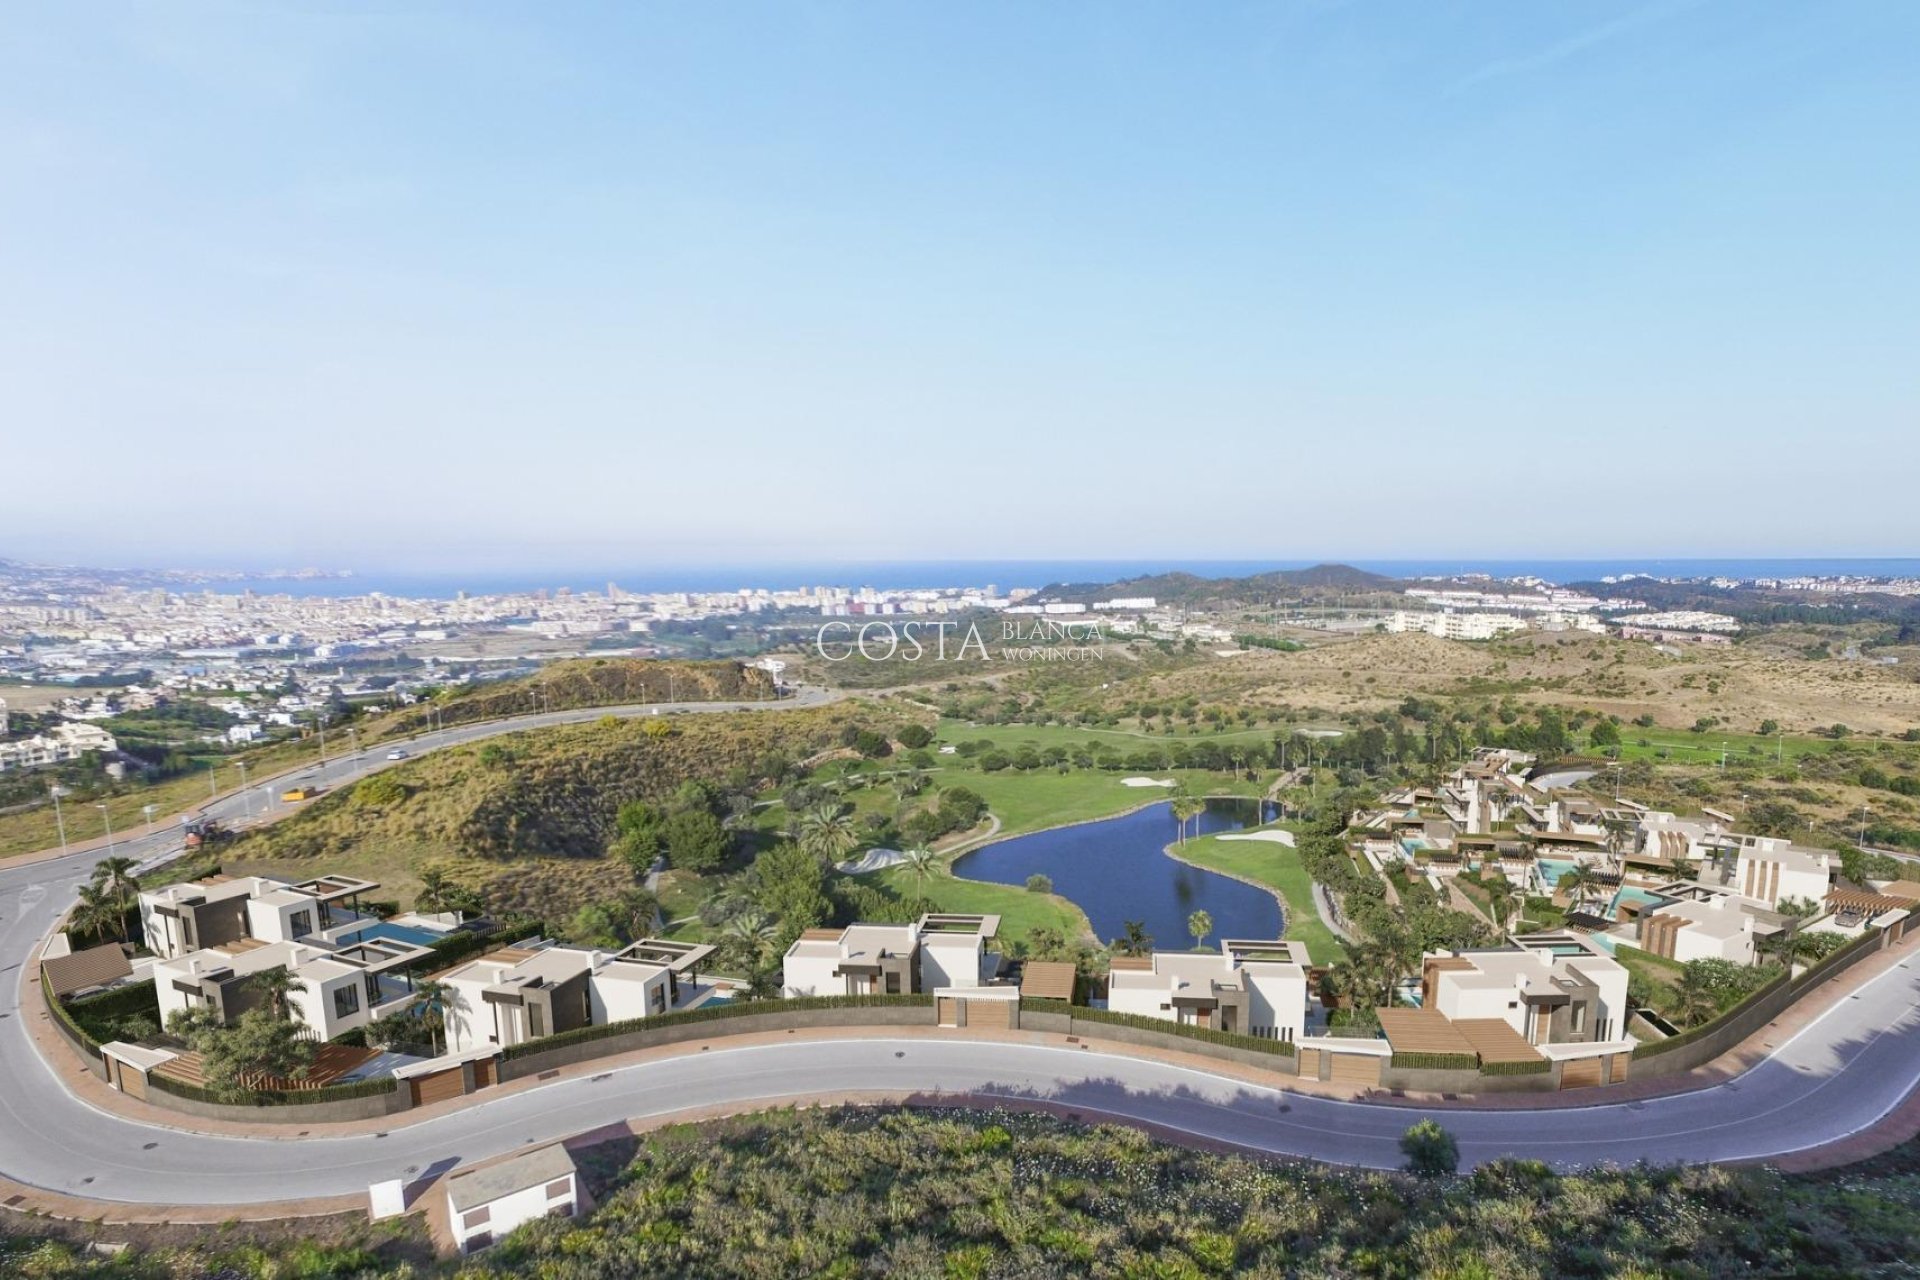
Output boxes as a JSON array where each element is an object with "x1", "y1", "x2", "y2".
[
  {"x1": 1401, "y1": 1119, "x2": 1459, "y2": 1176},
  {"x1": 1390, "y1": 1052, "x2": 1478, "y2": 1072},
  {"x1": 351, "y1": 773, "x2": 408, "y2": 807},
  {"x1": 897, "y1": 724, "x2": 933, "y2": 749},
  {"x1": 500, "y1": 994, "x2": 934, "y2": 1060},
  {"x1": 1059, "y1": 1005, "x2": 1295, "y2": 1057},
  {"x1": 1025, "y1": 874, "x2": 1053, "y2": 894}
]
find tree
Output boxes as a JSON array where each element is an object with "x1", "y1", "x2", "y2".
[
  {"x1": 1588, "y1": 720, "x2": 1620, "y2": 750},
  {"x1": 798, "y1": 804, "x2": 859, "y2": 864},
  {"x1": 1675, "y1": 967, "x2": 1720, "y2": 1027},
  {"x1": 1171, "y1": 794, "x2": 1205, "y2": 846},
  {"x1": 90, "y1": 855, "x2": 142, "y2": 907},
  {"x1": 1400, "y1": 1120, "x2": 1459, "y2": 1176},
  {"x1": 663, "y1": 809, "x2": 730, "y2": 873},
  {"x1": 1556, "y1": 864, "x2": 1595, "y2": 915},
  {"x1": 900, "y1": 846, "x2": 941, "y2": 887},
  {"x1": 246, "y1": 966, "x2": 304, "y2": 1023},
  {"x1": 68, "y1": 882, "x2": 126, "y2": 943},
  {"x1": 410, "y1": 978, "x2": 453, "y2": 1056},
  {"x1": 1115, "y1": 920, "x2": 1153, "y2": 957},
  {"x1": 1187, "y1": 910, "x2": 1214, "y2": 951},
  {"x1": 1026, "y1": 873, "x2": 1053, "y2": 895},
  {"x1": 897, "y1": 724, "x2": 933, "y2": 750},
  {"x1": 167, "y1": 1006, "x2": 315, "y2": 1098}
]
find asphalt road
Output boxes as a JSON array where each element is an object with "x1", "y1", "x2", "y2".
[{"x1": 1, "y1": 687, "x2": 1918, "y2": 1205}]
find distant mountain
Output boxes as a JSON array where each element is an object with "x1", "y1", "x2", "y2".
[{"x1": 1040, "y1": 563, "x2": 1401, "y2": 607}]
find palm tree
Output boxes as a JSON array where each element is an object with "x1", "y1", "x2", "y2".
[
  {"x1": 798, "y1": 803, "x2": 858, "y2": 864},
  {"x1": 91, "y1": 855, "x2": 142, "y2": 907},
  {"x1": 247, "y1": 966, "x2": 304, "y2": 1023},
  {"x1": 1115, "y1": 920, "x2": 1153, "y2": 957},
  {"x1": 1676, "y1": 969, "x2": 1719, "y2": 1027},
  {"x1": 416, "y1": 868, "x2": 452, "y2": 913},
  {"x1": 899, "y1": 846, "x2": 940, "y2": 887},
  {"x1": 718, "y1": 911, "x2": 776, "y2": 976},
  {"x1": 1171, "y1": 795, "x2": 1204, "y2": 846},
  {"x1": 410, "y1": 978, "x2": 453, "y2": 1056},
  {"x1": 1556, "y1": 863, "x2": 1595, "y2": 916},
  {"x1": 68, "y1": 883, "x2": 123, "y2": 943},
  {"x1": 1188, "y1": 910, "x2": 1214, "y2": 951}
]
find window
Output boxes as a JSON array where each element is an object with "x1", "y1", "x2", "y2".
[
  {"x1": 544, "y1": 1178, "x2": 572, "y2": 1199},
  {"x1": 1570, "y1": 1004, "x2": 1587, "y2": 1034},
  {"x1": 288, "y1": 910, "x2": 313, "y2": 939},
  {"x1": 462, "y1": 1207, "x2": 491, "y2": 1229},
  {"x1": 333, "y1": 984, "x2": 360, "y2": 1019},
  {"x1": 884, "y1": 973, "x2": 900, "y2": 995}
]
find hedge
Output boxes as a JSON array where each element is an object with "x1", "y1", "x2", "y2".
[
  {"x1": 1054, "y1": 1005, "x2": 1298, "y2": 1057},
  {"x1": 42, "y1": 970, "x2": 103, "y2": 1059},
  {"x1": 63, "y1": 981, "x2": 164, "y2": 1043},
  {"x1": 499, "y1": 994, "x2": 935, "y2": 1060},
  {"x1": 1480, "y1": 1057, "x2": 1553, "y2": 1076},
  {"x1": 419, "y1": 919, "x2": 547, "y2": 971},
  {"x1": 148, "y1": 1071, "x2": 398, "y2": 1107},
  {"x1": 1389, "y1": 1052, "x2": 1478, "y2": 1072}
]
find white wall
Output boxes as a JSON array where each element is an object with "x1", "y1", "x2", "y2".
[
  {"x1": 450, "y1": 1175, "x2": 576, "y2": 1254},
  {"x1": 781, "y1": 953, "x2": 842, "y2": 999},
  {"x1": 1242, "y1": 967, "x2": 1308, "y2": 1042},
  {"x1": 918, "y1": 938, "x2": 981, "y2": 991},
  {"x1": 588, "y1": 970, "x2": 669, "y2": 1026}
]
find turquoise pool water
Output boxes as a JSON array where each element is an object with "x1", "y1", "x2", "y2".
[
  {"x1": 1537, "y1": 858, "x2": 1578, "y2": 888},
  {"x1": 1609, "y1": 886, "x2": 1667, "y2": 917},
  {"x1": 338, "y1": 921, "x2": 446, "y2": 947}
]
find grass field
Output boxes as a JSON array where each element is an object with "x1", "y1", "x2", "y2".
[
  {"x1": 1170, "y1": 830, "x2": 1348, "y2": 961},
  {"x1": 1600, "y1": 726, "x2": 1908, "y2": 766},
  {"x1": 860, "y1": 860, "x2": 1090, "y2": 943},
  {"x1": 935, "y1": 717, "x2": 1321, "y2": 749}
]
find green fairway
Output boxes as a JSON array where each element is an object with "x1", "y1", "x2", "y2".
[
  {"x1": 855, "y1": 862, "x2": 1091, "y2": 944},
  {"x1": 954, "y1": 767, "x2": 1264, "y2": 837},
  {"x1": 1170, "y1": 830, "x2": 1348, "y2": 962}
]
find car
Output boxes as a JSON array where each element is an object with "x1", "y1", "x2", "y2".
[{"x1": 385, "y1": 748, "x2": 409, "y2": 760}]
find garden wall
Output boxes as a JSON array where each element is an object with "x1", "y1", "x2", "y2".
[
  {"x1": 498, "y1": 1003, "x2": 939, "y2": 1080},
  {"x1": 1629, "y1": 926, "x2": 1900, "y2": 1081}
]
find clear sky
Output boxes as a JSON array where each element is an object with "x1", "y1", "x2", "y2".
[{"x1": 3, "y1": 2, "x2": 1916, "y2": 572}]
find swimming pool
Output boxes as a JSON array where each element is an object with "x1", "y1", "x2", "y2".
[
  {"x1": 338, "y1": 921, "x2": 446, "y2": 948},
  {"x1": 1608, "y1": 886, "x2": 1667, "y2": 918},
  {"x1": 1537, "y1": 858, "x2": 1578, "y2": 888}
]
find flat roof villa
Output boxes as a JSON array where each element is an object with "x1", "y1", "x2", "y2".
[
  {"x1": 441, "y1": 937, "x2": 719, "y2": 1054},
  {"x1": 139, "y1": 873, "x2": 385, "y2": 960},
  {"x1": 782, "y1": 913, "x2": 1001, "y2": 999},
  {"x1": 1420, "y1": 932, "x2": 1630, "y2": 1048},
  {"x1": 1107, "y1": 939, "x2": 1311, "y2": 1042}
]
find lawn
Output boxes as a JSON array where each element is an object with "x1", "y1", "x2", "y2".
[
  {"x1": 1599, "y1": 726, "x2": 1912, "y2": 767},
  {"x1": 956, "y1": 766, "x2": 1264, "y2": 837},
  {"x1": 858, "y1": 861, "x2": 1090, "y2": 945},
  {"x1": 935, "y1": 717, "x2": 1295, "y2": 749},
  {"x1": 1169, "y1": 829, "x2": 1348, "y2": 962}
]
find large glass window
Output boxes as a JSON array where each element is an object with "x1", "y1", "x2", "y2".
[{"x1": 333, "y1": 983, "x2": 360, "y2": 1019}]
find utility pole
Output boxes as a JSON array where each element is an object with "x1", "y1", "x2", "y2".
[
  {"x1": 95, "y1": 803, "x2": 115, "y2": 856},
  {"x1": 49, "y1": 785, "x2": 69, "y2": 854},
  {"x1": 1860, "y1": 803, "x2": 1871, "y2": 846},
  {"x1": 209, "y1": 762, "x2": 218, "y2": 799},
  {"x1": 238, "y1": 762, "x2": 253, "y2": 820},
  {"x1": 142, "y1": 803, "x2": 158, "y2": 834}
]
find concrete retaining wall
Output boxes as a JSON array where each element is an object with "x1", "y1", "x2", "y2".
[
  {"x1": 1630, "y1": 927, "x2": 1899, "y2": 1081},
  {"x1": 498, "y1": 1004, "x2": 940, "y2": 1080},
  {"x1": 144, "y1": 1082, "x2": 410, "y2": 1124}
]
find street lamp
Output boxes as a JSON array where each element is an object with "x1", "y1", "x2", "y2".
[
  {"x1": 142, "y1": 803, "x2": 159, "y2": 834},
  {"x1": 48, "y1": 784, "x2": 70, "y2": 854},
  {"x1": 238, "y1": 761, "x2": 253, "y2": 820},
  {"x1": 94, "y1": 803, "x2": 115, "y2": 856}
]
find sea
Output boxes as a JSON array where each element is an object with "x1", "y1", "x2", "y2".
[{"x1": 225, "y1": 558, "x2": 1920, "y2": 600}]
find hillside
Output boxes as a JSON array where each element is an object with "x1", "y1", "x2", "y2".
[
  {"x1": 1040, "y1": 563, "x2": 1400, "y2": 607},
  {"x1": 224, "y1": 701, "x2": 902, "y2": 921},
  {"x1": 385, "y1": 657, "x2": 777, "y2": 735}
]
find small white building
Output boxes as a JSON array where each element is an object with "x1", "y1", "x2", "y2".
[
  {"x1": 1106, "y1": 940, "x2": 1311, "y2": 1043},
  {"x1": 1622, "y1": 894, "x2": 1757, "y2": 965},
  {"x1": 445, "y1": 1143, "x2": 580, "y2": 1254}
]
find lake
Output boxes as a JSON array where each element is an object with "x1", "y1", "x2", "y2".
[{"x1": 954, "y1": 798, "x2": 1283, "y2": 950}]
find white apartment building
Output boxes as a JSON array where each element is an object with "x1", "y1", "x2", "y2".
[
  {"x1": 1421, "y1": 934, "x2": 1630, "y2": 1047},
  {"x1": 1106, "y1": 939, "x2": 1311, "y2": 1042},
  {"x1": 781, "y1": 913, "x2": 1001, "y2": 999},
  {"x1": 0, "y1": 722, "x2": 118, "y2": 772},
  {"x1": 1385, "y1": 610, "x2": 1529, "y2": 641},
  {"x1": 441, "y1": 938, "x2": 718, "y2": 1054}
]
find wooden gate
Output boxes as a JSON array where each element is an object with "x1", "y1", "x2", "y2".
[
  {"x1": 1298, "y1": 1047, "x2": 1323, "y2": 1079},
  {"x1": 1560, "y1": 1057, "x2": 1603, "y2": 1089},
  {"x1": 1329, "y1": 1053, "x2": 1382, "y2": 1087},
  {"x1": 937, "y1": 997, "x2": 959, "y2": 1027},
  {"x1": 473, "y1": 1057, "x2": 496, "y2": 1089},
  {"x1": 967, "y1": 999, "x2": 1011, "y2": 1031},
  {"x1": 113, "y1": 1059, "x2": 149, "y2": 1100},
  {"x1": 409, "y1": 1066, "x2": 465, "y2": 1107}
]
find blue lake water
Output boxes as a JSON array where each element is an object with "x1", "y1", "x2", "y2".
[{"x1": 954, "y1": 799, "x2": 1282, "y2": 950}]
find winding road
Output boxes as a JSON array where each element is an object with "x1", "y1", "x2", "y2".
[{"x1": 1, "y1": 690, "x2": 1918, "y2": 1208}]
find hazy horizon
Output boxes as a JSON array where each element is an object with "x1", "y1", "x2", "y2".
[{"x1": 5, "y1": 3, "x2": 1916, "y2": 566}]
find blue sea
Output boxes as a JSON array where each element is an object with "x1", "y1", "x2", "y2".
[{"x1": 227, "y1": 558, "x2": 1920, "y2": 600}]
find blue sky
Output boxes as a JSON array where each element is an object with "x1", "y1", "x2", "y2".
[{"x1": 3, "y1": 2, "x2": 1916, "y2": 571}]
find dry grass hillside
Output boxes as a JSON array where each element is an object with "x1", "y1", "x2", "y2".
[
  {"x1": 223, "y1": 701, "x2": 900, "y2": 922},
  {"x1": 1119, "y1": 632, "x2": 1920, "y2": 735},
  {"x1": 385, "y1": 656, "x2": 776, "y2": 735}
]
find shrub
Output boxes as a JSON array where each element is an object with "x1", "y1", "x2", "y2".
[
  {"x1": 1400, "y1": 1119, "x2": 1459, "y2": 1176},
  {"x1": 1025, "y1": 874, "x2": 1053, "y2": 894}
]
